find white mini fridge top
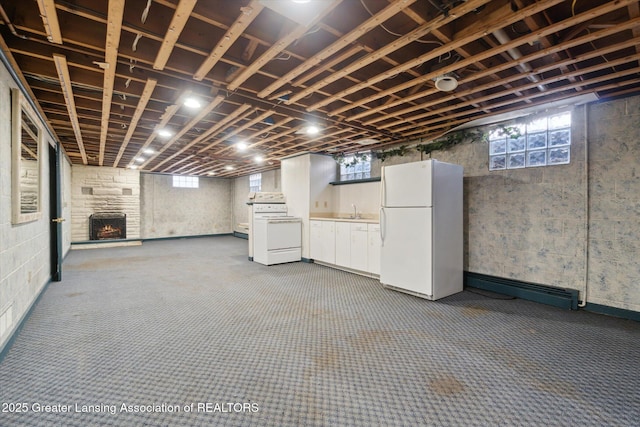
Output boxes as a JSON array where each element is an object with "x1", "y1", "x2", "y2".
[{"x1": 380, "y1": 159, "x2": 463, "y2": 301}]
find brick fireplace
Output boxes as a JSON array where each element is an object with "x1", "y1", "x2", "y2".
[{"x1": 89, "y1": 213, "x2": 127, "y2": 240}]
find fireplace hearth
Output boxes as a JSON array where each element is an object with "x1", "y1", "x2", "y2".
[{"x1": 90, "y1": 213, "x2": 126, "y2": 240}]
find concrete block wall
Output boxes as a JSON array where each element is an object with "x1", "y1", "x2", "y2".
[
  {"x1": 140, "y1": 173, "x2": 233, "y2": 239},
  {"x1": 586, "y1": 97, "x2": 640, "y2": 311},
  {"x1": 71, "y1": 165, "x2": 140, "y2": 242},
  {"x1": 0, "y1": 63, "x2": 53, "y2": 352}
]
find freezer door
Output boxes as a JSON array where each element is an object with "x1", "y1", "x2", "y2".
[
  {"x1": 380, "y1": 207, "x2": 432, "y2": 296},
  {"x1": 382, "y1": 160, "x2": 433, "y2": 208}
]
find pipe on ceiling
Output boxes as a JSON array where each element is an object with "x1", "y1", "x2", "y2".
[
  {"x1": 492, "y1": 28, "x2": 546, "y2": 92},
  {"x1": 0, "y1": 4, "x2": 29, "y2": 39}
]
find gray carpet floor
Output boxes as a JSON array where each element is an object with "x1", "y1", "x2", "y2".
[{"x1": 0, "y1": 236, "x2": 638, "y2": 426}]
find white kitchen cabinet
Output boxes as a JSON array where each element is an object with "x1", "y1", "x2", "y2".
[
  {"x1": 310, "y1": 220, "x2": 323, "y2": 261},
  {"x1": 321, "y1": 221, "x2": 336, "y2": 264},
  {"x1": 310, "y1": 218, "x2": 380, "y2": 277},
  {"x1": 310, "y1": 220, "x2": 336, "y2": 264},
  {"x1": 335, "y1": 222, "x2": 351, "y2": 268},
  {"x1": 367, "y1": 224, "x2": 381, "y2": 275},
  {"x1": 350, "y1": 223, "x2": 368, "y2": 272}
]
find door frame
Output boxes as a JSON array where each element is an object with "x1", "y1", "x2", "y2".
[{"x1": 49, "y1": 143, "x2": 62, "y2": 281}]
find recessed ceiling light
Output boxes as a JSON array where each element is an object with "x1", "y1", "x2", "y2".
[
  {"x1": 254, "y1": 155, "x2": 264, "y2": 163},
  {"x1": 236, "y1": 142, "x2": 248, "y2": 151},
  {"x1": 184, "y1": 97, "x2": 201, "y2": 109},
  {"x1": 225, "y1": 165, "x2": 235, "y2": 171},
  {"x1": 207, "y1": 171, "x2": 216, "y2": 176},
  {"x1": 306, "y1": 125, "x2": 320, "y2": 135},
  {"x1": 135, "y1": 157, "x2": 145, "y2": 163},
  {"x1": 158, "y1": 129, "x2": 172, "y2": 138},
  {"x1": 128, "y1": 165, "x2": 138, "y2": 169},
  {"x1": 143, "y1": 148, "x2": 155, "y2": 154}
]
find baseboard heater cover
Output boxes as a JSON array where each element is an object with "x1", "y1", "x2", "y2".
[{"x1": 464, "y1": 272, "x2": 579, "y2": 310}]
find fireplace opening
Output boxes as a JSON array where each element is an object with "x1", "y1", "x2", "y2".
[{"x1": 90, "y1": 213, "x2": 126, "y2": 240}]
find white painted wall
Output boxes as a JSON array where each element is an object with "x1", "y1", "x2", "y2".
[
  {"x1": 332, "y1": 181, "x2": 380, "y2": 218},
  {"x1": 0, "y1": 61, "x2": 55, "y2": 352},
  {"x1": 282, "y1": 153, "x2": 336, "y2": 259}
]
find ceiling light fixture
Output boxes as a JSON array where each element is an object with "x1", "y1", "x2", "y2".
[
  {"x1": 158, "y1": 129, "x2": 173, "y2": 138},
  {"x1": 184, "y1": 97, "x2": 202, "y2": 109},
  {"x1": 236, "y1": 142, "x2": 248, "y2": 151},
  {"x1": 135, "y1": 157, "x2": 145, "y2": 163},
  {"x1": 225, "y1": 165, "x2": 235, "y2": 171},
  {"x1": 306, "y1": 125, "x2": 320, "y2": 135},
  {"x1": 143, "y1": 148, "x2": 155, "y2": 154},
  {"x1": 254, "y1": 155, "x2": 264, "y2": 163},
  {"x1": 434, "y1": 74, "x2": 458, "y2": 92}
]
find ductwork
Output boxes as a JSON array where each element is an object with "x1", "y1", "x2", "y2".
[{"x1": 493, "y1": 28, "x2": 546, "y2": 92}]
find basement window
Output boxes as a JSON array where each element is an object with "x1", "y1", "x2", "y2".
[
  {"x1": 339, "y1": 154, "x2": 371, "y2": 181},
  {"x1": 172, "y1": 175, "x2": 199, "y2": 188},
  {"x1": 489, "y1": 111, "x2": 571, "y2": 171},
  {"x1": 249, "y1": 173, "x2": 262, "y2": 192}
]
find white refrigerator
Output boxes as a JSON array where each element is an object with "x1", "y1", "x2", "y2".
[{"x1": 379, "y1": 159, "x2": 463, "y2": 300}]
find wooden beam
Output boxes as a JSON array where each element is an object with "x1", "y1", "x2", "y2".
[
  {"x1": 52, "y1": 54, "x2": 88, "y2": 164},
  {"x1": 36, "y1": 0, "x2": 63, "y2": 44},
  {"x1": 212, "y1": 110, "x2": 276, "y2": 155},
  {"x1": 330, "y1": 0, "x2": 638, "y2": 118},
  {"x1": 98, "y1": 0, "x2": 125, "y2": 166},
  {"x1": 227, "y1": 0, "x2": 342, "y2": 91},
  {"x1": 133, "y1": 91, "x2": 193, "y2": 165},
  {"x1": 147, "y1": 103, "x2": 253, "y2": 171},
  {"x1": 193, "y1": 1, "x2": 264, "y2": 80},
  {"x1": 364, "y1": 33, "x2": 640, "y2": 127},
  {"x1": 387, "y1": 58, "x2": 640, "y2": 134},
  {"x1": 257, "y1": 0, "x2": 417, "y2": 99},
  {"x1": 153, "y1": 0, "x2": 198, "y2": 70},
  {"x1": 286, "y1": 0, "x2": 494, "y2": 106},
  {"x1": 113, "y1": 78, "x2": 157, "y2": 167},
  {"x1": 139, "y1": 94, "x2": 226, "y2": 168}
]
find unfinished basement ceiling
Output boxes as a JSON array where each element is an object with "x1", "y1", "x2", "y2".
[{"x1": 1, "y1": 0, "x2": 639, "y2": 177}]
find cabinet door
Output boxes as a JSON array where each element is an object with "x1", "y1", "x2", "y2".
[
  {"x1": 335, "y1": 222, "x2": 351, "y2": 268},
  {"x1": 350, "y1": 223, "x2": 368, "y2": 272},
  {"x1": 367, "y1": 224, "x2": 381, "y2": 275},
  {"x1": 310, "y1": 221, "x2": 323, "y2": 261},
  {"x1": 321, "y1": 221, "x2": 336, "y2": 264}
]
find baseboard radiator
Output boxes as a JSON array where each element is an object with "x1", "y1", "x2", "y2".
[{"x1": 464, "y1": 272, "x2": 579, "y2": 310}]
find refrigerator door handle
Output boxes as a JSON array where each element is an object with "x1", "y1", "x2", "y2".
[
  {"x1": 380, "y1": 165, "x2": 386, "y2": 208},
  {"x1": 380, "y1": 207, "x2": 385, "y2": 246}
]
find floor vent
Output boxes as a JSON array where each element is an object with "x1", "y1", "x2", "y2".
[{"x1": 464, "y1": 272, "x2": 579, "y2": 310}]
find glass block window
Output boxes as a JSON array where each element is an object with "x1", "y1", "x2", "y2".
[
  {"x1": 489, "y1": 112, "x2": 571, "y2": 171},
  {"x1": 172, "y1": 175, "x2": 199, "y2": 188},
  {"x1": 340, "y1": 155, "x2": 371, "y2": 181},
  {"x1": 249, "y1": 173, "x2": 262, "y2": 192}
]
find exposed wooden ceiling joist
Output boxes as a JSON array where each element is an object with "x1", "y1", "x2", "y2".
[
  {"x1": 98, "y1": 0, "x2": 125, "y2": 166},
  {"x1": 52, "y1": 53, "x2": 87, "y2": 163},
  {"x1": 1, "y1": 0, "x2": 639, "y2": 177}
]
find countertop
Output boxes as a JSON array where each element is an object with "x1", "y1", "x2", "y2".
[{"x1": 309, "y1": 215, "x2": 379, "y2": 224}]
